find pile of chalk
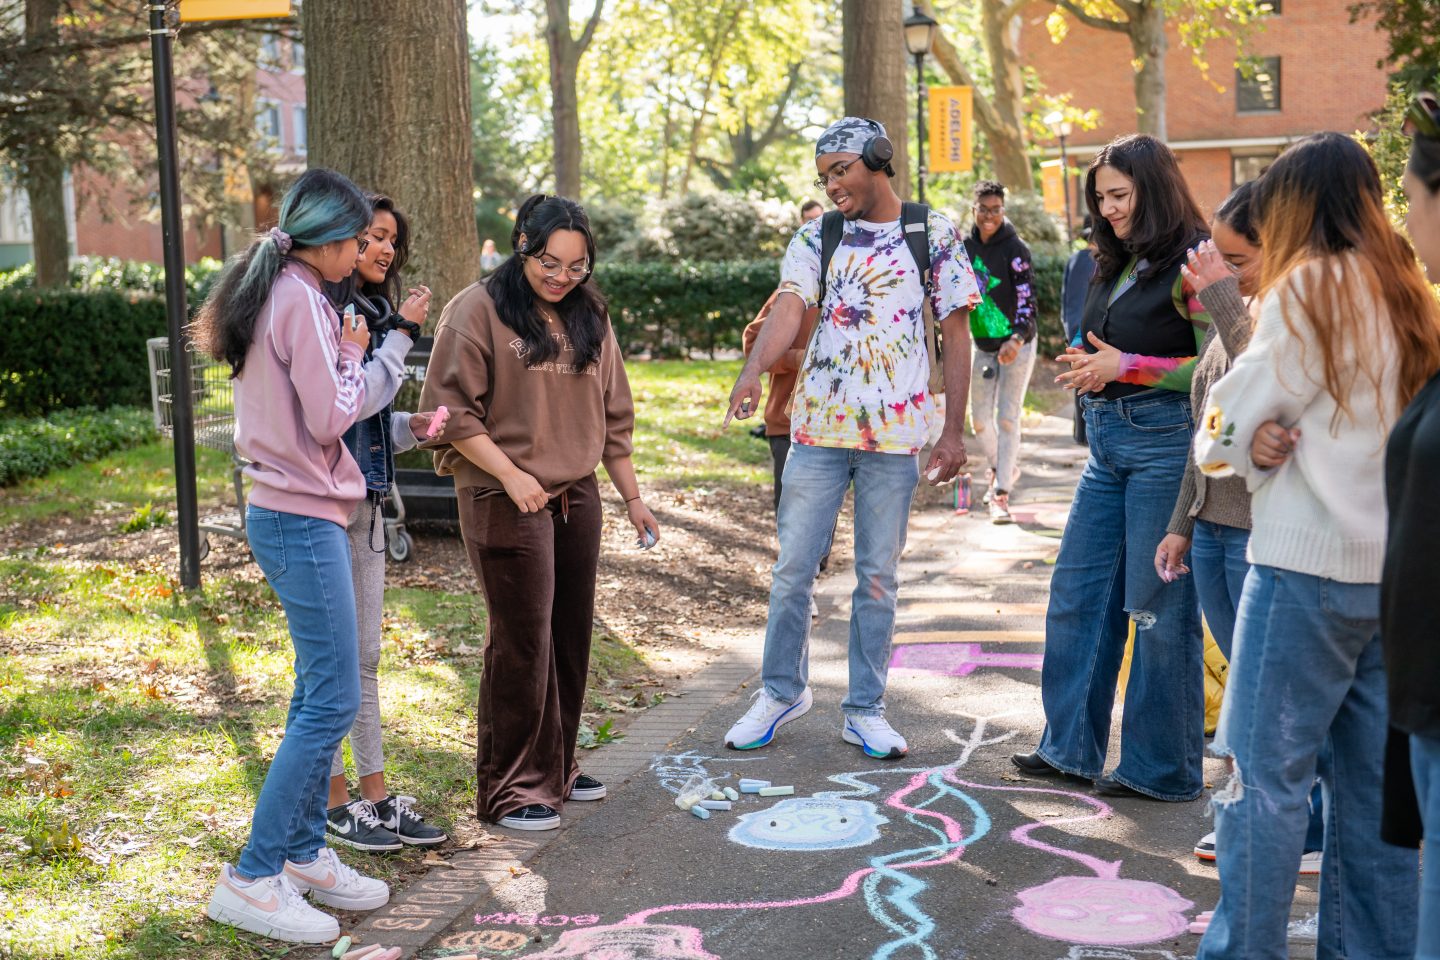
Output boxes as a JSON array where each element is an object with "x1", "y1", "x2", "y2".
[{"x1": 673, "y1": 775, "x2": 793, "y2": 820}]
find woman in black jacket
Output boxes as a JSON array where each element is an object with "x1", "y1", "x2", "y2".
[{"x1": 963, "y1": 180, "x2": 1037, "y2": 524}]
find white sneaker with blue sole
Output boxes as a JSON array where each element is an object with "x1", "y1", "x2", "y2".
[
  {"x1": 724, "y1": 687, "x2": 813, "y2": 750},
  {"x1": 842, "y1": 713, "x2": 909, "y2": 759}
]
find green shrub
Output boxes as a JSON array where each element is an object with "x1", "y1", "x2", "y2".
[
  {"x1": 609, "y1": 193, "x2": 801, "y2": 263},
  {"x1": 0, "y1": 289, "x2": 167, "y2": 416},
  {"x1": 0, "y1": 256, "x2": 224, "y2": 305},
  {"x1": 1031, "y1": 250, "x2": 1069, "y2": 358},
  {"x1": 599, "y1": 260, "x2": 778, "y2": 358},
  {"x1": 0, "y1": 406, "x2": 156, "y2": 486}
]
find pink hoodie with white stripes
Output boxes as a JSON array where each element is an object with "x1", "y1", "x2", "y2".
[{"x1": 234, "y1": 263, "x2": 368, "y2": 527}]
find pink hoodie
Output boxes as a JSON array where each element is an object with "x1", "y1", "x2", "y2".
[{"x1": 234, "y1": 263, "x2": 367, "y2": 527}]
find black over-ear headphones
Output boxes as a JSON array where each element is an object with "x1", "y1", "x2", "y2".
[{"x1": 860, "y1": 119, "x2": 894, "y2": 172}]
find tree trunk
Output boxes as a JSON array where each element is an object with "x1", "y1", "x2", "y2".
[
  {"x1": 543, "y1": 0, "x2": 604, "y2": 200},
  {"x1": 842, "y1": 0, "x2": 910, "y2": 200},
  {"x1": 980, "y1": 0, "x2": 1034, "y2": 190},
  {"x1": 24, "y1": 0, "x2": 68, "y2": 288},
  {"x1": 1129, "y1": 1, "x2": 1167, "y2": 139},
  {"x1": 302, "y1": 0, "x2": 477, "y2": 305}
]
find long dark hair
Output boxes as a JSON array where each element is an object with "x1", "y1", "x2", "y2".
[
  {"x1": 1215, "y1": 179, "x2": 1260, "y2": 245},
  {"x1": 1084, "y1": 134, "x2": 1208, "y2": 281},
  {"x1": 486, "y1": 194, "x2": 607, "y2": 368},
  {"x1": 326, "y1": 194, "x2": 411, "y2": 312},
  {"x1": 194, "y1": 168, "x2": 371, "y2": 376}
]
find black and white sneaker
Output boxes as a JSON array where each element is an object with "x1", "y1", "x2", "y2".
[
  {"x1": 568, "y1": 774, "x2": 607, "y2": 801},
  {"x1": 374, "y1": 794, "x2": 447, "y2": 846},
  {"x1": 326, "y1": 798, "x2": 403, "y2": 852},
  {"x1": 498, "y1": 804, "x2": 561, "y2": 831}
]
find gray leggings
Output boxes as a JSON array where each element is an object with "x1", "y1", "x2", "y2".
[{"x1": 331, "y1": 500, "x2": 386, "y2": 780}]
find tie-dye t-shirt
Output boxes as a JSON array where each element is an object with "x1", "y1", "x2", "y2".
[{"x1": 777, "y1": 212, "x2": 980, "y2": 455}]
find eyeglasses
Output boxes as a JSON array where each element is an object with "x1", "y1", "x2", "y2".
[
  {"x1": 529, "y1": 254, "x2": 591, "y2": 281},
  {"x1": 813, "y1": 158, "x2": 860, "y2": 190},
  {"x1": 975, "y1": 204, "x2": 1005, "y2": 217},
  {"x1": 355, "y1": 235, "x2": 371, "y2": 255},
  {"x1": 1404, "y1": 92, "x2": 1440, "y2": 139}
]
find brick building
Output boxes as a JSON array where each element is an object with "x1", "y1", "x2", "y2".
[{"x1": 1021, "y1": 0, "x2": 1390, "y2": 220}]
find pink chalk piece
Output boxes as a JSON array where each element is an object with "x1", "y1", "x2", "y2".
[
  {"x1": 889, "y1": 642, "x2": 1043, "y2": 677},
  {"x1": 426, "y1": 405, "x2": 448, "y2": 439},
  {"x1": 1188, "y1": 920, "x2": 1210, "y2": 935},
  {"x1": 372, "y1": 950, "x2": 402, "y2": 960},
  {"x1": 341, "y1": 946, "x2": 382, "y2": 960},
  {"x1": 1013, "y1": 876, "x2": 1194, "y2": 946},
  {"x1": 524, "y1": 923, "x2": 721, "y2": 959}
]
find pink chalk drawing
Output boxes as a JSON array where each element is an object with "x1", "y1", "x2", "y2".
[
  {"x1": 523, "y1": 922, "x2": 721, "y2": 960},
  {"x1": 889, "y1": 642, "x2": 1043, "y2": 676},
  {"x1": 946, "y1": 772, "x2": 1194, "y2": 945}
]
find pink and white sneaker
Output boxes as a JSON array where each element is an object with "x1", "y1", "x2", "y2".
[
  {"x1": 207, "y1": 864, "x2": 339, "y2": 943},
  {"x1": 284, "y1": 847, "x2": 390, "y2": 911}
]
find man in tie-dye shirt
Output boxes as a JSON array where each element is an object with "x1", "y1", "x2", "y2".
[{"x1": 722, "y1": 117, "x2": 980, "y2": 761}]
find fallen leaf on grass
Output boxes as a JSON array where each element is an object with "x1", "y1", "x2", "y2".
[
  {"x1": 175, "y1": 834, "x2": 204, "y2": 848},
  {"x1": 453, "y1": 642, "x2": 481, "y2": 656}
]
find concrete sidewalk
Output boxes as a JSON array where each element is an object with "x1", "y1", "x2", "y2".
[{"x1": 317, "y1": 413, "x2": 1323, "y2": 960}]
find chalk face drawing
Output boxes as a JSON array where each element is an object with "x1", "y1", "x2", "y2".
[
  {"x1": 524, "y1": 922, "x2": 720, "y2": 960},
  {"x1": 889, "y1": 641, "x2": 1043, "y2": 676},
  {"x1": 1015, "y1": 876, "x2": 1193, "y2": 945},
  {"x1": 729, "y1": 796, "x2": 888, "y2": 852}
]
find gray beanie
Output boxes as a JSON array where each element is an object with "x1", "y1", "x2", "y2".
[{"x1": 817, "y1": 117, "x2": 885, "y2": 158}]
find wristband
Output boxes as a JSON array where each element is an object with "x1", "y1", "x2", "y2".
[
  {"x1": 394, "y1": 318, "x2": 422, "y2": 341},
  {"x1": 625, "y1": 495, "x2": 641, "y2": 504}
]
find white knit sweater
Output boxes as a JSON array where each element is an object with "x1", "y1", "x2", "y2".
[{"x1": 1193, "y1": 257, "x2": 1397, "y2": 584}]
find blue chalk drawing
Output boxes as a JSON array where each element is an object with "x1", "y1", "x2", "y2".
[{"x1": 729, "y1": 796, "x2": 889, "y2": 851}]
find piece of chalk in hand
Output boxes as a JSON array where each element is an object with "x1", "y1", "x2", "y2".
[
  {"x1": 690, "y1": 805, "x2": 711, "y2": 820},
  {"x1": 332, "y1": 936, "x2": 352, "y2": 959},
  {"x1": 722, "y1": 787, "x2": 739, "y2": 801},
  {"x1": 426, "y1": 405, "x2": 448, "y2": 439},
  {"x1": 698, "y1": 799, "x2": 732, "y2": 811},
  {"x1": 927, "y1": 466, "x2": 941, "y2": 481},
  {"x1": 758, "y1": 785, "x2": 795, "y2": 796}
]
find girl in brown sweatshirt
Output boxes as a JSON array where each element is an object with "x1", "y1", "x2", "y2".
[{"x1": 420, "y1": 195, "x2": 658, "y2": 832}]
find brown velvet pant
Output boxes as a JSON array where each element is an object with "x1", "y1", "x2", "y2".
[{"x1": 457, "y1": 473, "x2": 601, "y2": 823}]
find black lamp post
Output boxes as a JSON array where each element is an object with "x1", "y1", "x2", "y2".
[
  {"x1": 903, "y1": 8, "x2": 939, "y2": 204},
  {"x1": 1045, "y1": 110, "x2": 1075, "y2": 245}
]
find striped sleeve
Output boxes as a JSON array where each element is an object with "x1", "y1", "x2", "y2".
[
  {"x1": 278, "y1": 276, "x2": 367, "y2": 444},
  {"x1": 1115, "y1": 273, "x2": 1211, "y2": 393}
]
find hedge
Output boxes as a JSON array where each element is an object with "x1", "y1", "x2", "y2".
[
  {"x1": 0, "y1": 256, "x2": 224, "y2": 305},
  {"x1": 0, "y1": 289, "x2": 167, "y2": 416},
  {"x1": 0, "y1": 406, "x2": 156, "y2": 486}
]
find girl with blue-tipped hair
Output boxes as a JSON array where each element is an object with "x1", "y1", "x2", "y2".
[{"x1": 193, "y1": 167, "x2": 392, "y2": 944}]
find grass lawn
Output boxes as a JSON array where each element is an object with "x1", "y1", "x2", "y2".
[{"x1": 0, "y1": 359, "x2": 752, "y2": 959}]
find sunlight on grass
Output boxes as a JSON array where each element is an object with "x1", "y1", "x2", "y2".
[{"x1": 625, "y1": 359, "x2": 770, "y2": 488}]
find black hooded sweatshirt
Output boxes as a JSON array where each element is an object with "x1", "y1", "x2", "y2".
[{"x1": 963, "y1": 220, "x2": 1036, "y2": 354}]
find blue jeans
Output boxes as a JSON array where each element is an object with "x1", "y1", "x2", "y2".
[
  {"x1": 1412, "y1": 734, "x2": 1440, "y2": 960},
  {"x1": 237, "y1": 506, "x2": 360, "y2": 879},
  {"x1": 761, "y1": 443, "x2": 919, "y2": 716},
  {"x1": 1038, "y1": 390, "x2": 1204, "y2": 801},
  {"x1": 1199, "y1": 566, "x2": 1418, "y2": 960}
]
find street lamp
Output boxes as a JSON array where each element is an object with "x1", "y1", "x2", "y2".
[
  {"x1": 903, "y1": 8, "x2": 939, "y2": 204},
  {"x1": 1044, "y1": 110, "x2": 1075, "y2": 245}
]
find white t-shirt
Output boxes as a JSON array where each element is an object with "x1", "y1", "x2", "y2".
[{"x1": 777, "y1": 212, "x2": 980, "y2": 455}]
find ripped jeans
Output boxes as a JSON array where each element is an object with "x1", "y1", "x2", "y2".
[
  {"x1": 1037, "y1": 389, "x2": 1204, "y2": 801},
  {"x1": 1198, "y1": 566, "x2": 1418, "y2": 960}
]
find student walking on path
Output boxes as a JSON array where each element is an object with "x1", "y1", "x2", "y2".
[
  {"x1": 420, "y1": 194, "x2": 658, "y2": 833},
  {"x1": 1194, "y1": 131, "x2": 1437, "y2": 960},
  {"x1": 963, "y1": 179, "x2": 1038, "y2": 524},
  {"x1": 723, "y1": 116, "x2": 979, "y2": 760}
]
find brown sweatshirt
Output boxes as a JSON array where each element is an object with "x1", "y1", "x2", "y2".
[
  {"x1": 741, "y1": 290, "x2": 821, "y2": 437},
  {"x1": 419, "y1": 282, "x2": 634, "y2": 495}
]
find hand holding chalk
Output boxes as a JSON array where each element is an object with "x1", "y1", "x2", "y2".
[
  {"x1": 426, "y1": 405, "x2": 449, "y2": 439},
  {"x1": 927, "y1": 466, "x2": 941, "y2": 482}
]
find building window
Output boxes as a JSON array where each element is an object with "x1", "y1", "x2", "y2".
[
  {"x1": 292, "y1": 106, "x2": 307, "y2": 153},
  {"x1": 256, "y1": 102, "x2": 282, "y2": 146},
  {"x1": 1232, "y1": 154, "x2": 1275, "y2": 187},
  {"x1": 1237, "y1": 57, "x2": 1281, "y2": 113},
  {"x1": 260, "y1": 33, "x2": 282, "y2": 70},
  {"x1": 291, "y1": 40, "x2": 305, "y2": 71},
  {"x1": 1260, "y1": 0, "x2": 1280, "y2": 12}
]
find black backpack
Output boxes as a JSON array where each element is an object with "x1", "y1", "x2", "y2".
[{"x1": 815, "y1": 202, "x2": 945, "y2": 394}]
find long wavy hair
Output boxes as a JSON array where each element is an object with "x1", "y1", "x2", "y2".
[
  {"x1": 485, "y1": 194, "x2": 607, "y2": 368},
  {"x1": 1084, "y1": 134, "x2": 1209, "y2": 282},
  {"x1": 194, "y1": 168, "x2": 371, "y2": 376},
  {"x1": 327, "y1": 194, "x2": 411, "y2": 312},
  {"x1": 1254, "y1": 132, "x2": 1440, "y2": 419}
]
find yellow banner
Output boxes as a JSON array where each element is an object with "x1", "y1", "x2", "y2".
[
  {"x1": 927, "y1": 86, "x2": 973, "y2": 174},
  {"x1": 1041, "y1": 159, "x2": 1066, "y2": 215},
  {"x1": 181, "y1": 0, "x2": 291, "y2": 21}
]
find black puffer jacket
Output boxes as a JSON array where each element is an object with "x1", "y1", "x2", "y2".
[{"x1": 963, "y1": 220, "x2": 1036, "y2": 354}]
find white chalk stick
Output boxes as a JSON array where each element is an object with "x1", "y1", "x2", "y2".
[
  {"x1": 927, "y1": 466, "x2": 941, "y2": 481},
  {"x1": 698, "y1": 799, "x2": 732, "y2": 811},
  {"x1": 739, "y1": 784, "x2": 765, "y2": 794},
  {"x1": 722, "y1": 787, "x2": 739, "y2": 801},
  {"x1": 758, "y1": 785, "x2": 795, "y2": 796},
  {"x1": 690, "y1": 805, "x2": 711, "y2": 820}
]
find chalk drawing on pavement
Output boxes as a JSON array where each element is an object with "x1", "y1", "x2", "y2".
[
  {"x1": 1016, "y1": 877, "x2": 1193, "y2": 946},
  {"x1": 889, "y1": 641, "x2": 1043, "y2": 676},
  {"x1": 1060, "y1": 948, "x2": 1193, "y2": 960},
  {"x1": 729, "y1": 796, "x2": 888, "y2": 851},
  {"x1": 522, "y1": 922, "x2": 721, "y2": 959}
]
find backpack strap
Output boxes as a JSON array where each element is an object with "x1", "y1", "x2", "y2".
[
  {"x1": 900, "y1": 201, "x2": 931, "y2": 289},
  {"x1": 817, "y1": 210, "x2": 845, "y2": 304}
]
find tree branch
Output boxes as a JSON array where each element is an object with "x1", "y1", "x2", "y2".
[
  {"x1": 576, "y1": 0, "x2": 606, "y2": 54},
  {"x1": 923, "y1": 2, "x2": 1005, "y2": 136},
  {"x1": 1050, "y1": 0, "x2": 1131, "y2": 32},
  {"x1": 755, "y1": 62, "x2": 802, "y2": 151}
]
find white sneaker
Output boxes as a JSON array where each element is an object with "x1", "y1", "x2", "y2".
[
  {"x1": 207, "y1": 864, "x2": 339, "y2": 943},
  {"x1": 724, "y1": 687, "x2": 813, "y2": 750},
  {"x1": 284, "y1": 847, "x2": 389, "y2": 911},
  {"x1": 809, "y1": 597, "x2": 820, "y2": 619},
  {"x1": 842, "y1": 713, "x2": 909, "y2": 759},
  {"x1": 1298, "y1": 851, "x2": 1322, "y2": 876}
]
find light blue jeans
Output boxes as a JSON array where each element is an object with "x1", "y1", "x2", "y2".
[
  {"x1": 237, "y1": 506, "x2": 361, "y2": 878},
  {"x1": 970, "y1": 338, "x2": 1037, "y2": 493},
  {"x1": 1412, "y1": 733, "x2": 1440, "y2": 960},
  {"x1": 1199, "y1": 565, "x2": 1418, "y2": 960},
  {"x1": 760, "y1": 443, "x2": 919, "y2": 716}
]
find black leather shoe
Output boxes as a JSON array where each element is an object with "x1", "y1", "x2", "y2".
[
  {"x1": 1093, "y1": 776, "x2": 1154, "y2": 799},
  {"x1": 1010, "y1": 752, "x2": 1088, "y2": 783}
]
